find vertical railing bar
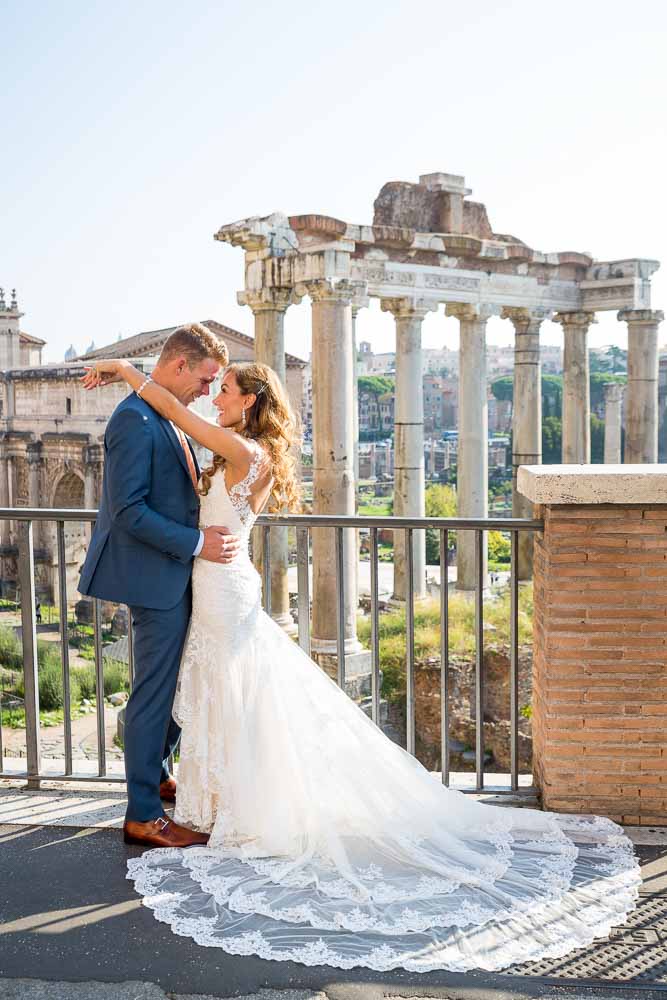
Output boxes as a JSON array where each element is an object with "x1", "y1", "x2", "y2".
[
  {"x1": 406, "y1": 527, "x2": 416, "y2": 756},
  {"x1": 296, "y1": 528, "x2": 311, "y2": 655},
  {"x1": 370, "y1": 526, "x2": 380, "y2": 725},
  {"x1": 475, "y1": 529, "x2": 484, "y2": 792},
  {"x1": 127, "y1": 607, "x2": 135, "y2": 692},
  {"x1": 17, "y1": 521, "x2": 41, "y2": 789},
  {"x1": 262, "y1": 525, "x2": 271, "y2": 613},
  {"x1": 440, "y1": 528, "x2": 450, "y2": 786},
  {"x1": 56, "y1": 521, "x2": 72, "y2": 775},
  {"x1": 510, "y1": 530, "x2": 519, "y2": 792},
  {"x1": 93, "y1": 598, "x2": 106, "y2": 776},
  {"x1": 335, "y1": 526, "x2": 346, "y2": 689}
]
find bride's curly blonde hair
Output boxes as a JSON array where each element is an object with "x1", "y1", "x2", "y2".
[{"x1": 199, "y1": 362, "x2": 301, "y2": 513}]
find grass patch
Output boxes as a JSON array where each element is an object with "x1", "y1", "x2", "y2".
[{"x1": 357, "y1": 583, "x2": 533, "y2": 702}]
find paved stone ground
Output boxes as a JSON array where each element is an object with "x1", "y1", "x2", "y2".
[
  {"x1": 2, "y1": 704, "x2": 124, "y2": 762},
  {"x1": 2, "y1": 819, "x2": 667, "y2": 1000}
]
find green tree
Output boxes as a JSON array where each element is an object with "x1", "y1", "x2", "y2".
[
  {"x1": 490, "y1": 375, "x2": 514, "y2": 403},
  {"x1": 424, "y1": 484, "x2": 457, "y2": 564},
  {"x1": 605, "y1": 345, "x2": 627, "y2": 373},
  {"x1": 488, "y1": 530, "x2": 511, "y2": 564},
  {"x1": 491, "y1": 374, "x2": 563, "y2": 419},
  {"x1": 358, "y1": 375, "x2": 395, "y2": 396},
  {"x1": 542, "y1": 416, "x2": 562, "y2": 463},
  {"x1": 590, "y1": 414, "x2": 605, "y2": 463},
  {"x1": 541, "y1": 375, "x2": 563, "y2": 419}
]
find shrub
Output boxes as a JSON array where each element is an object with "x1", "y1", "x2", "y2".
[
  {"x1": 16, "y1": 657, "x2": 81, "y2": 711},
  {"x1": 0, "y1": 627, "x2": 23, "y2": 671},
  {"x1": 102, "y1": 657, "x2": 129, "y2": 697},
  {"x1": 71, "y1": 663, "x2": 97, "y2": 701},
  {"x1": 488, "y1": 530, "x2": 511, "y2": 564}
]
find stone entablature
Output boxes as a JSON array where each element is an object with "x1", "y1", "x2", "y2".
[{"x1": 216, "y1": 181, "x2": 658, "y2": 316}]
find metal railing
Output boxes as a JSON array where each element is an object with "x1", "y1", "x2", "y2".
[{"x1": 0, "y1": 507, "x2": 542, "y2": 794}]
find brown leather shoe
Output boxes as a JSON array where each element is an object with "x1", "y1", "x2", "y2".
[
  {"x1": 159, "y1": 777, "x2": 177, "y2": 802},
  {"x1": 123, "y1": 816, "x2": 209, "y2": 848}
]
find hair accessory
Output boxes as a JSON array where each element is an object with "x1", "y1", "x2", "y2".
[
  {"x1": 255, "y1": 381, "x2": 269, "y2": 397},
  {"x1": 136, "y1": 375, "x2": 153, "y2": 399}
]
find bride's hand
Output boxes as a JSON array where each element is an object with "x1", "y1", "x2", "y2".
[{"x1": 80, "y1": 359, "x2": 130, "y2": 389}]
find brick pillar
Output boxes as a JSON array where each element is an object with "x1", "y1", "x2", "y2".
[{"x1": 519, "y1": 465, "x2": 667, "y2": 825}]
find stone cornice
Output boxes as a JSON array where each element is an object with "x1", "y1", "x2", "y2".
[
  {"x1": 216, "y1": 190, "x2": 660, "y2": 315},
  {"x1": 518, "y1": 464, "x2": 667, "y2": 505}
]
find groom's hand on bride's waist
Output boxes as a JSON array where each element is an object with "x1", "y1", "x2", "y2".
[{"x1": 199, "y1": 526, "x2": 241, "y2": 564}]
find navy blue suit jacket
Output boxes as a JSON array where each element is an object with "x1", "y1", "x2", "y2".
[{"x1": 79, "y1": 393, "x2": 201, "y2": 610}]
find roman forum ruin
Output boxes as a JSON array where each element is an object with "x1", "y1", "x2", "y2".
[{"x1": 217, "y1": 171, "x2": 662, "y2": 670}]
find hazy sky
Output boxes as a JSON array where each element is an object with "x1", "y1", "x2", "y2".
[{"x1": 2, "y1": 0, "x2": 666, "y2": 363}]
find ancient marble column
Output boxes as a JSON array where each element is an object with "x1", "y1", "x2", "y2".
[
  {"x1": 0, "y1": 437, "x2": 10, "y2": 547},
  {"x1": 240, "y1": 288, "x2": 295, "y2": 632},
  {"x1": 446, "y1": 303, "x2": 492, "y2": 591},
  {"x1": 381, "y1": 298, "x2": 434, "y2": 600},
  {"x1": 603, "y1": 383, "x2": 624, "y2": 464},
  {"x1": 503, "y1": 307, "x2": 546, "y2": 579},
  {"x1": 351, "y1": 295, "x2": 368, "y2": 491},
  {"x1": 83, "y1": 444, "x2": 102, "y2": 508},
  {"x1": 618, "y1": 309, "x2": 664, "y2": 463},
  {"x1": 307, "y1": 279, "x2": 363, "y2": 663},
  {"x1": 554, "y1": 312, "x2": 596, "y2": 463},
  {"x1": 26, "y1": 442, "x2": 43, "y2": 548}
]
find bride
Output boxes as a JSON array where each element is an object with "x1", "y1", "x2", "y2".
[{"x1": 82, "y1": 357, "x2": 640, "y2": 973}]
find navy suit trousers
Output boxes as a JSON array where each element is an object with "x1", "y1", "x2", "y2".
[{"x1": 124, "y1": 586, "x2": 192, "y2": 822}]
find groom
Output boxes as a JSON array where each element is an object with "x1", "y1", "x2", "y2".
[{"x1": 80, "y1": 323, "x2": 237, "y2": 848}]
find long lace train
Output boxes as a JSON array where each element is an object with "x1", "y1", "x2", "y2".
[{"x1": 127, "y1": 447, "x2": 640, "y2": 972}]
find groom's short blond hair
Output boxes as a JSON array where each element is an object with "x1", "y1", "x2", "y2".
[{"x1": 159, "y1": 323, "x2": 228, "y2": 369}]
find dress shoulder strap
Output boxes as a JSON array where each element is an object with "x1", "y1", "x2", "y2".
[{"x1": 227, "y1": 442, "x2": 267, "y2": 506}]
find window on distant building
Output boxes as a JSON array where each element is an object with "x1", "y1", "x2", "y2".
[{"x1": 66, "y1": 397, "x2": 72, "y2": 415}]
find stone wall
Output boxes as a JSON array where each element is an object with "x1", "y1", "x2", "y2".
[
  {"x1": 387, "y1": 646, "x2": 533, "y2": 773},
  {"x1": 532, "y1": 502, "x2": 667, "y2": 824}
]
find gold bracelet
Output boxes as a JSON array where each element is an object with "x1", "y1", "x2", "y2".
[{"x1": 136, "y1": 375, "x2": 153, "y2": 399}]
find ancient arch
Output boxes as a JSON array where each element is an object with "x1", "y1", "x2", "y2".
[{"x1": 51, "y1": 470, "x2": 87, "y2": 601}]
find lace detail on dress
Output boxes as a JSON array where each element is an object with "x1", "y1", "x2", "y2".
[
  {"x1": 224, "y1": 444, "x2": 265, "y2": 529},
  {"x1": 126, "y1": 431, "x2": 641, "y2": 974}
]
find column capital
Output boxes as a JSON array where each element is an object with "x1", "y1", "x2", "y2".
[
  {"x1": 380, "y1": 296, "x2": 437, "y2": 320},
  {"x1": 603, "y1": 381, "x2": 625, "y2": 402},
  {"x1": 445, "y1": 302, "x2": 498, "y2": 322},
  {"x1": 237, "y1": 288, "x2": 296, "y2": 313},
  {"x1": 300, "y1": 279, "x2": 366, "y2": 305},
  {"x1": 553, "y1": 311, "x2": 597, "y2": 329},
  {"x1": 26, "y1": 440, "x2": 43, "y2": 465},
  {"x1": 618, "y1": 308, "x2": 664, "y2": 327},
  {"x1": 351, "y1": 291, "x2": 370, "y2": 317},
  {"x1": 501, "y1": 306, "x2": 551, "y2": 330},
  {"x1": 83, "y1": 442, "x2": 104, "y2": 467}
]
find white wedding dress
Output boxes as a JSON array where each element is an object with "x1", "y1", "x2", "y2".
[{"x1": 127, "y1": 443, "x2": 640, "y2": 972}]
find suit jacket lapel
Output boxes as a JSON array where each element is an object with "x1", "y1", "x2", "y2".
[{"x1": 160, "y1": 417, "x2": 195, "y2": 486}]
